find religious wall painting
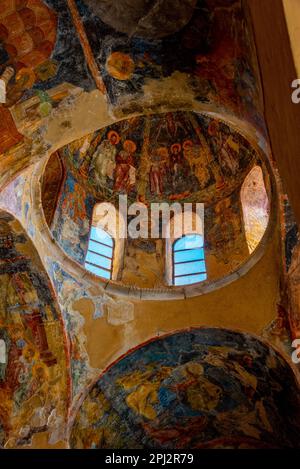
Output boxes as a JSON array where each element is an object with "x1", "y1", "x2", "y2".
[
  {"x1": 121, "y1": 238, "x2": 165, "y2": 289},
  {"x1": 41, "y1": 151, "x2": 65, "y2": 227},
  {"x1": 0, "y1": 0, "x2": 58, "y2": 154},
  {"x1": 51, "y1": 172, "x2": 95, "y2": 264},
  {"x1": 93, "y1": 0, "x2": 262, "y2": 129},
  {"x1": 0, "y1": 213, "x2": 69, "y2": 448},
  {"x1": 0, "y1": 0, "x2": 263, "y2": 134},
  {"x1": 283, "y1": 197, "x2": 299, "y2": 272},
  {"x1": 70, "y1": 328, "x2": 300, "y2": 449},
  {"x1": 44, "y1": 112, "x2": 270, "y2": 288},
  {"x1": 60, "y1": 112, "x2": 257, "y2": 206},
  {"x1": 205, "y1": 191, "x2": 249, "y2": 270}
]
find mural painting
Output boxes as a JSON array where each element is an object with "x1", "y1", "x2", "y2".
[
  {"x1": 0, "y1": 0, "x2": 58, "y2": 154},
  {"x1": 59, "y1": 112, "x2": 257, "y2": 205},
  {"x1": 0, "y1": 212, "x2": 69, "y2": 448},
  {"x1": 44, "y1": 112, "x2": 268, "y2": 287},
  {"x1": 0, "y1": 0, "x2": 263, "y2": 157},
  {"x1": 51, "y1": 172, "x2": 95, "y2": 265},
  {"x1": 70, "y1": 328, "x2": 300, "y2": 449}
]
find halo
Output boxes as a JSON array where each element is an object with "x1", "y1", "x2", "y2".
[
  {"x1": 123, "y1": 139, "x2": 137, "y2": 153},
  {"x1": 108, "y1": 130, "x2": 120, "y2": 144},
  {"x1": 171, "y1": 143, "x2": 182, "y2": 153},
  {"x1": 106, "y1": 52, "x2": 135, "y2": 81},
  {"x1": 183, "y1": 139, "x2": 193, "y2": 150}
]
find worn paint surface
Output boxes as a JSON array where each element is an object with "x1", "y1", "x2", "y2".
[{"x1": 70, "y1": 328, "x2": 300, "y2": 449}]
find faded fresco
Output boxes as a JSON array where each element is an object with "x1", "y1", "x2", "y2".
[
  {"x1": 36, "y1": 0, "x2": 262, "y2": 129},
  {"x1": 70, "y1": 328, "x2": 300, "y2": 449},
  {"x1": 0, "y1": 0, "x2": 58, "y2": 153},
  {"x1": 0, "y1": 0, "x2": 263, "y2": 161},
  {"x1": 0, "y1": 212, "x2": 69, "y2": 448}
]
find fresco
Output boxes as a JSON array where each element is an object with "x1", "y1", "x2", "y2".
[
  {"x1": 41, "y1": 151, "x2": 64, "y2": 227},
  {"x1": 47, "y1": 261, "x2": 99, "y2": 399},
  {"x1": 70, "y1": 328, "x2": 300, "y2": 449},
  {"x1": 44, "y1": 112, "x2": 269, "y2": 287},
  {"x1": 283, "y1": 197, "x2": 299, "y2": 272},
  {"x1": 0, "y1": 212, "x2": 69, "y2": 448},
  {"x1": 58, "y1": 112, "x2": 258, "y2": 205},
  {"x1": 0, "y1": 0, "x2": 263, "y2": 156},
  {"x1": 51, "y1": 172, "x2": 94, "y2": 264},
  {"x1": 0, "y1": 0, "x2": 58, "y2": 153}
]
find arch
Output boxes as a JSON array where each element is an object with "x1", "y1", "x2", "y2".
[
  {"x1": 85, "y1": 202, "x2": 125, "y2": 281},
  {"x1": 69, "y1": 327, "x2": 300, "y2": 449},
  {"x1": 165, "y1": 209, "x2": 205, "y2": 286},
  {"x1": 172, "y1": 233, "x2": 207, "y2": 285}
]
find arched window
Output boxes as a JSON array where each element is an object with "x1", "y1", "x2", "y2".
[
  {"x1": 173, "y1": 234, "x2": 207, "y2": 286},
  {"x1": 0, "y1": 339, "x2": 6, "y2": 364},
  {"x1": 241, "y1": 165, "x2": 269, "y2": 253},
  {"x1": 85, "y1": 226, "x2": 114, "y2": 280}
]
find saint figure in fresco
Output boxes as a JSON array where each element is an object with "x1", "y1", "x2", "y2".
[
  {"x1": 149, "y1": 147, "x2": 168, "y2": 196},
  {"x1": 114, "y1": 140, "x2": 137, "y2": 193},
  {"x1": 208, "y1": 120, "x2": 239, "y2": 176},
  {"x1": 169, "y1": 143, "x2": 193, "y2": 192},
  {"x1": 61, "y1": 180, "x2": 87, "y2": 224},
  {"x1": 91, "y1": 130, "x2": 120, "y2": 188},
  {"x1": 183, "y1": 140, "x2": 210, "y2": 189}
]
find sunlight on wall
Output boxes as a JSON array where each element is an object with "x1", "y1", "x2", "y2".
[{"x1": 241, "y1": 166, "x2": 269, "y2": 253}]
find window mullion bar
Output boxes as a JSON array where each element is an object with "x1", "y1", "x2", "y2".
[
  {"x1": 85, "y1": 260, "x2": 111, "y2": 272},
  {"x1": 87, "y1": 249, "x2": 112, "y2": 261},
  {"x1": 174, "y1": 258, "x2": 205, "y2": 265},
  {"x1": 174, "y1": 271, "x2": 207, "y2": 278},
  {"x1": 174, "y1": 247, "x2": 203, "y2": 253},
  {"x1": 90, "y1": 238, "x2": 113, "y2": 249}
]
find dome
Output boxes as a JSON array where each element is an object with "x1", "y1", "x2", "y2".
[{"x1": 42, "y1": 111, "x2": 272, "y2": 291}]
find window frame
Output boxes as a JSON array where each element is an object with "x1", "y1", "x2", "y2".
[
  {"x1": 85, "y1": 225, "x2": 115, "y2": 280},
  {"x1": 172, "y1": 233, "x2": 207, "y2": 286}
]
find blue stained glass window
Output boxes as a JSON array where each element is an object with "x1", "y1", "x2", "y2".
[
  {"x1": 173, "y1": 234, "x2": 207, "y2": 286},
  {"x1": 85, "y1": 226, "x2": 114, "y2": 280}
]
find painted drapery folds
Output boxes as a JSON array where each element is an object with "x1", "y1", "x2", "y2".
[
  {"x1": 57, "y1": 112, "x2": 258, "y2": 205},
  {"x1": 44, "y1": 112, "x2": 270, "y2": 288},
  {"x1": 70, "y1": 328, "x2": 300, "y2": 449},
  {"x1": 0, "y1": 212, "x2": 68, "y2": 448}
]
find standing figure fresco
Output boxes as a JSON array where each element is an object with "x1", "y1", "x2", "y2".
[
  {"x1": 114, "y1": 139, "x2": 137, "y2": 193},
  {"x1": 0, "y1": 213, "x2": 68, "y2": 448},
  {"x1": 149, "y1": 147, "x2": 168, "y2": 196},
  {"x1": 91, "y1": 130, "x2": 119, "y2": 187}
]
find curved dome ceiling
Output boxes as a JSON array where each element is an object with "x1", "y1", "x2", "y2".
[
  {"x1": 41, "y1": 111, "x2": 272, "y2": 291},
  {"x1": 70, "y1": 328, "x2": 300, "y2": 449},
  {"x1": 83, "y1": 0, "x2": 197, "y2": 39},
  {"x1": 54, "y1": 112, "x2": 258, "y2": 205}
]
